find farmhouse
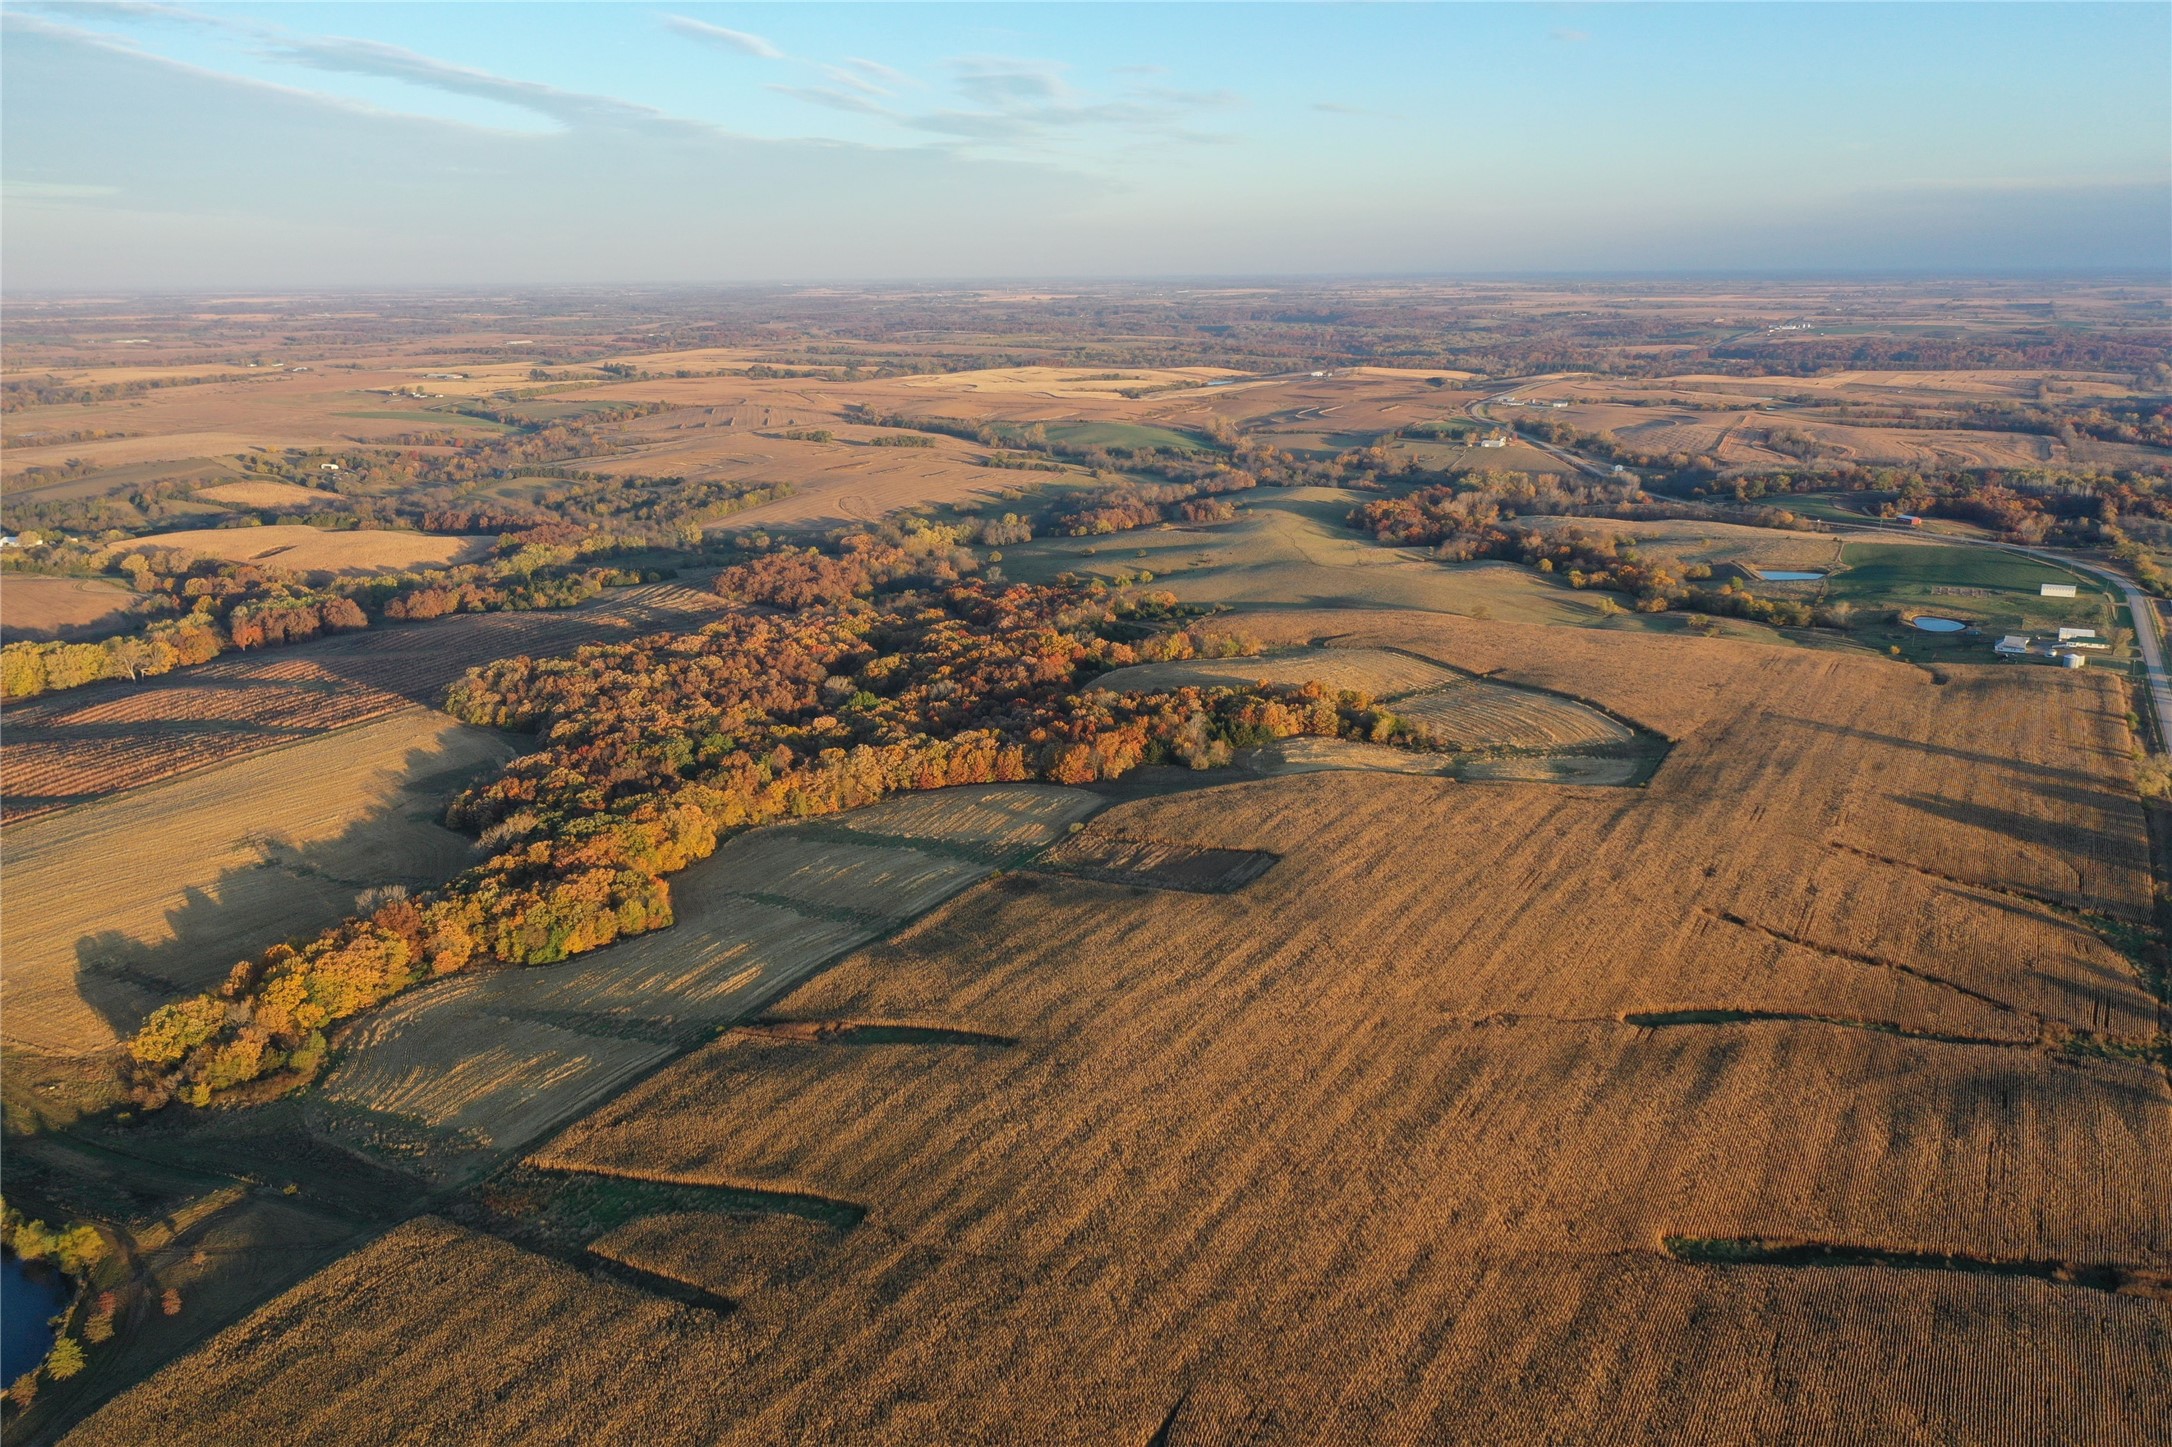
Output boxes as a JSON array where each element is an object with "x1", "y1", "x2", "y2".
[
  {"x1": 1478, "y1": 436, "x2": 1508, "y2": 449},
  {"x1": 2041, "y1": 582, "x2": 2078, "y2": 598}
]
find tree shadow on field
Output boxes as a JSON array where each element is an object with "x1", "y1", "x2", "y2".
[
  {"x1": 1766, "y1": 714, "x2": 2119, "y2": 791},
  {"x1": 67, "y1": 743, "x2": 506, "y2": 1045},
  {"x1": 1891, "y1": 792, "x2": 2133, "y2": 873}
]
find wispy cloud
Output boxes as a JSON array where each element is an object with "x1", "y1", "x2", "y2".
[
  {"x1": 1136, "y1": 84, "x2": 1241, "y2": 109},
  {"x1": 662, "y1": 15, "x2": 783, "y2": 60},
  {"x1": 843, "y1": 57, "x2": 911, "y2": 89},
  {"x1": 265, "y1": 33, "x2": 715, "y2": 137},
  {"x1": 766, "y1": 84, "x2": 891, "y2": 118},
  {"x1": 818, "y1": 63, "x2": 889, "y2": 97},
  {"x1": 950, "y1": 55, "x2": 1071, "y2": 108},
  {"x1": 29, "y1": 0, "x2": 229, "y2": 28}
]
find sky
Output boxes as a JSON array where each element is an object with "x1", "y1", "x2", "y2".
[{"x1": 3, "y1": 2, "x2": 2167, "y2": 290}]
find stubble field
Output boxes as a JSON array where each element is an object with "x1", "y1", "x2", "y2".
[
  {"x1": 2, "y1": 709, "x2": 515, "y2": 1055},
  {"x1": 74, "y1": 613, "x2": 2169, "y2": 1444},
  {"x1": 0, "y1": 581, "x2": 725, "y2": 822},
  {"x1": 1, "y1": 575, "x2": 139, "y2": 641}
]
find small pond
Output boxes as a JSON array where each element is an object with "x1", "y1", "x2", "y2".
[
  {"x1": 1910, "y1": 616, "x2": 1969, "y2": 633},
  {"x1": 3, "y1": 1252, "x2": 71, "y2": 1383},
  {"x1": 1754, "y1": 570, "x2": 1826, "y2": 582}
]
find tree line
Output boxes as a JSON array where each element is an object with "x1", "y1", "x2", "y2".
[{"x1": 123, "y1": 552, "x2": 1429, "y2": 1109}]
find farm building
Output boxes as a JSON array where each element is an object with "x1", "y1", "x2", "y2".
[
  {"x1": 1995, "y1": 635, "x2": 2034, "y2": 656},
  {"x1": 1478, "y1": 437, "x2": 1507, "y2": 449},
  {"x1": 1895, "y1": 514, "x2": 1925, "y2": 526},
  {"x1": 2057, "y1": 626, "x2": 2097, "y2": 641},
  {"x1": 2041, "y1": 582, "x2": 2078, "y2": 598},
  {"x1": 2055, "y1": 650, "x2": 2088, "y2": 669}
]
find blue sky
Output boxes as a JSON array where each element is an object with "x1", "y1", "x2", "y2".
[{"x1": 3, "y1": 2, "x2": 2166, "y2": 289}]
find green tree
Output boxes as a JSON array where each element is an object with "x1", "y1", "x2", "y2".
[{"x1": 46, "y1": 1337, "x2": 85, "y2": 1380}]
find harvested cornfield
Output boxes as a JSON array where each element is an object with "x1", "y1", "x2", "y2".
[
  {"x1": 0, "y1": 583, "x2": 725, "y2": 822},
  {"x1": 1249, "y1": 733, "x2": 1659, "y2": 787},
  {"x1": 103, "y1": 526, "x2": 494, "y2": 576},
  {"x1": 1096, "y1": 644, "x2": 1636, "y2": 756},
  {"x1": 1391, "y1": 676, "x2": 1633, "y2": 750},
  {"x1": 314, "y1": 783, "x2": 1100, "y2": 1180},
  {"x1": 64, "y1": 618, "x2": 2171, "y2": 1444},
  {"x1": 0, "y1": 575, "x2": 139, "y2": 642},
  {"x1": 817, "y1": 782, "x2": 1101, "y2": 851},
  {"x1": 69, "y1": 1217, "x2": 2172, "y2": 1445},
  {"x1": 706, "y1": 837, "x2": 991, "y2": 921},
  {"x1": 512, "y1": 623, "x2": 2155, "y2": 1440},
  {"x1": 66, "y1": 1217, "x2": 742, "y2": 1447},
  {"x1": 190, "y1": 480, "x2": 344, "y2": 510},
  {"x1": 1036, "y1": 833, "x2": 1277, "y2": 892},
  {"x1": 324, "y1": 993, "x2": 675, "y2": 1152},
  {"x1": 1092, "y1": 645, "x2": 1457, "y2": 700},
  {"x1": 1, "y1": 709, "x2": 512, "y2": 1055}
]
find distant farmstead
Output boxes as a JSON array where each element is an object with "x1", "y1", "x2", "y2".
[{"x1": 2040, "y1": 582, "x2": 2078, "y2": 598}]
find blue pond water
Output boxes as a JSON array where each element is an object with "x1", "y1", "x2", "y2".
[
  {"x1": 3, "y1": 1252, "x2": 70, "y2": 1383},
  {"x1": 1911, "y1": 616, "x2": 1968, "y2": 633},
  {"x1": 1755, "y1": 570, "x2": 1826, "y2": 582}
]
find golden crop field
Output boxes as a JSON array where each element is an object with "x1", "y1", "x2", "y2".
[
  {"x1": 80, "y1": 617, "x2": 2168, "y2": 1443},
  {"x1": 190, "y1": 480, "x2": 348, "y2": 510},
  {"x1": 1517, "y1": 514, "x2": 1847, "y2": 572},
  {"x1": 0, "y1": 582, "x2": 726, "y2": 821},
  {"x1": 1, "y1": 708, "x2": 513, "y2": 1055},
  {"x1": 104, "y1": 526, "x2": 494, "y2": 576},
  {"x1": 0, "y1": 574, "x2": 138, "y2": 641},
  {"x1": 1095, "y1": 644, "x2": 1458, "y2": 698},
  {"x1": 313, "y1": 784, "x2": 1101, "y2": 1181},
  {"x1": 1097, "y1": 644, "x2": 1637, "y2": 754}
]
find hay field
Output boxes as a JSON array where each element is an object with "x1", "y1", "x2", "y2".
[
  {"x1": 1095, "y1": 645, "x2": 1457, "y2": 699},
  {"x1": 883, "y1": 365, "x2": 1239, "y2": 399},
  {"x1": 1520, "y1": 515, "x2": 1846, "y2": 572},
  {"x1": 1, "y1": 709, "x2": 513, "y2": 1055},
  {"x1": 0, "y1": 582, "x2": 726, "y2": 822},
  {"x1": 0, "y1": 370, "x2": 523, "y2": 483},
  {"x1": 1, "y1": 575, "x2": 139, "y2": 641},
  {"x1": 105, "y1": 526, "x2": 493, "y2": 576},
  {"x1": 1002, "y1": 489, "x2": 1653, "y2": 630},
  {"x1": 315, "y1": 784, "x2": 1100, "y2": 1178},
  {"x1": 122, "y1": 619, "x2": 2168, "y2": 1442},
  {"x1": 576, "y1": 422, "x2": 1015, "y2": 529},
  {"x1": 1391, "y1": 677, "x2": 1634, "y2": 750},
  {"x1": 192, "y1": 480, "x2": 344, "y2": 510},
  {"x1": 1096, "y1": 643, "x2": 1635, "y2": 754}
]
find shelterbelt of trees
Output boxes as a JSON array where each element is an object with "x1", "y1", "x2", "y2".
[
  {"x1": 0, "y1": 531, "x2": 656, "y2": 701},
  {"x1": 123, "y1": 538, "x2": 1432, "y2": 1109},
  {"x1": 1353, "y1": 474, "x2": 1846, "y2": 627}
]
